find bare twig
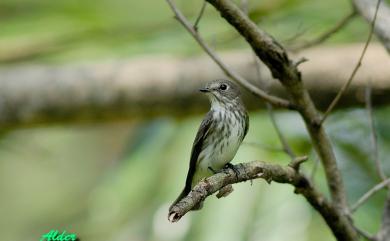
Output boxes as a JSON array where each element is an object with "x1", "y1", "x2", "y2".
[
  {"x1": 354, "y1": 226, "x2": 377, "y2": 241},
  {"x1": 366, "y1": 83, "x2": 387, "y2": 183},
  {"x1": 350, "y1": 178, "x2": 390, "y2": 213},
  {"x1": 353, "y1": 0, "x2": 390, "y2": 52},
  {"x1": 288, "y1": 156, "x2": 308, "y2": 171},
  {"x1": 321, "y1": 0, "x2": 381, "y2": 124},
  {"x1": 377, "y1": 195, "x2": 390, "y2": 241},
  {"x1": 282, "y1": 25, "x2": 309, "y2": 46},
  {"x1": 266, "y1": 104, "x2": 296, "y2": 160},
  {"x1": 166, "y1": 0, "x2": 294, "y2": 109},
  {"x1": 194, "y1": 1, "x2": 207, "y2": 31},
  {"x1": 292, "y1": 11, "x2": 357, "y2": 51},
  {"x1": 254, "y1": 52, "x2": 296, "y2": 160}
]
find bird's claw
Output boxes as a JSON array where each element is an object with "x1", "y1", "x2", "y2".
[{"x1": 224, "y1": 163, "x2": 240, "y2": 180}]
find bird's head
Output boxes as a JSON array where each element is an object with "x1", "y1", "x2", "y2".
[{"x1": 199, "y1": 80, "x2": 241, "y2": 108}]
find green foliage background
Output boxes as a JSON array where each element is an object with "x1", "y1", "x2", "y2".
[{"x1": 0, "y1": 0, "x2": 389, "y2": 241}]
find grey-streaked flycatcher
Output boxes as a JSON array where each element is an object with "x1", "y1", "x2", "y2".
[{"x1": 170, "y1": 79, "x2": 249, "y2": 211}]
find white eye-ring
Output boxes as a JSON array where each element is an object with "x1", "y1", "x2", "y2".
[{"x1": 219, "y1": 84, "x2": 227, "y2": 90}]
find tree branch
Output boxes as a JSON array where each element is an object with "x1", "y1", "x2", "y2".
[
  {"x1": 321, "y1": 0, "x2": 381, "y2": 124},
  {"x1": 353, "y1": 0, "x2": 390, "y2": 53},
  {"x1": 267, "y1": 103, "x2": 296, "y2": 160},
  {"x1": 168, "y1": 160, "x2": 357, "y2": 240},
  {"x1": 203, "y1": 0, "x2": 350, "y2": 217},
  {"x1": 193, "y1": 0, "x2": 207, "y2": 31},
  {"x1": 350, "y1": 178, "x2": 390, "y2": 213},
  {"x1": 377, "y1": 194, "x2": 390, "y2": 241}
]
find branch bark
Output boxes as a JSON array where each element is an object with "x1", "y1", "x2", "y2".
[{"x1": 168, "y1": 160, "x2": 357, "y2": 241}]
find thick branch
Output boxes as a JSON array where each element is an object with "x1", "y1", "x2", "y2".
[
  {"x1": 353, "y1": 0, "x2": 390, "y2": 52},
  {"x1": 168, "y1": 160, "x2": 357, "y2": 241}
]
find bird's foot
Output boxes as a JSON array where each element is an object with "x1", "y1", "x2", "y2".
[{"x1": 224, "y1": 163, "x2": 240, "y2": 180}]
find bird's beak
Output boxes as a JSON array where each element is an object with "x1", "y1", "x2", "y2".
[{"x1": 199, "y1": 87, "x2": 210, "y2": 93}]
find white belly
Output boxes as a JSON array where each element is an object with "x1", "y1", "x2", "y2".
[{"x1": 197, "y1": 113, "x2": 243, "y2": 177}]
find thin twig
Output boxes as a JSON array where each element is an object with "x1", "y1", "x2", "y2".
[
  {"x1": 194, "y1": 1, "x2": 207, "y2": 31},
  {"x1": 266, "y1": 104, "x2": 296, "y2": 160},
  {"x1": 166, "y1": 0, "x2": 295, "y2": 109},
  {"x1": 354, "y1": 226, "x2": 377, "y2": 241},
  {"x1": 351, "y1": 178, "x2": 390, "y2": 213},
  {"x1": 366, "y1": 83, "x2": 387, "y2": 183},
  {"x1": 320, "y1": 0, "x2": 381, "y2": 124},
  {"x1": 292, "y1": 10, "x2": 357, "y2": 51},
  {"x1": 247, "y1": 5, "x2": 296, "y2": 161},
  {"x1": 282, "y1": 24, "x2": 308, "y2": 46},
  {"x1": 288, "y1": 156, "x2": 308, "y2": 171}
]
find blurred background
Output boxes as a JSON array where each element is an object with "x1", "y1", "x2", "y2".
[{"x1": 0, "y1": 0, "x2": 389, "y2": 241}]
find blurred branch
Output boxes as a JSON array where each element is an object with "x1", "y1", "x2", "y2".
[
  {"x1": 377, "y1": 195, "x2": 390, "y2": 241},
  {"x1": 365, "y1": 59, "x2": 390, "y2": 241},
  {"x1": 194, "y1": 1, "x2": 207, "y2": 31},
  {"x1": 354, "y1": 227, "x2": 376, "y2": 241},
  {"x1": 353, "y1": 0, "x2": 390, "y2": 53},
  {"x1": 350, "y1": 178, "x2": 390, "y2": 213},
  {"x1": 168, "y1": 159, "x2": 356, "y2": 241},
  {"x1": 247, "y1": 2, "x2": 296, "y2": 161},
  {"x1": 0, "y1": 44, "x2": 389, "y2": 130},
  {"x1": 266, "y1": 104, "x2": 296, "y2": 160},
  {"x1": 291, "y1": 10, "x2": 357, "y2": 51},
  {"x1": 321, "y1": 0, "x2": 381, "y2": 124},
  {"x1": 366, "y1": 84, "x2": 388, "y2": 183}
]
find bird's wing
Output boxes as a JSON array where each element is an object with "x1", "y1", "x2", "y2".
[
  {"x1": 170, "y1": 111, "x2": 214, "y2": 209},
  {"x1": 244, "y1": 111, "x2": 249, "y2": 137},
  {"x1": 184, "y1": 111, "x2": 214, "y2": 192}
]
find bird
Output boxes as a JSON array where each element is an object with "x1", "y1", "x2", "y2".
[{"x1": 169, "y1": 79, "x2": 249, "y2": 212}]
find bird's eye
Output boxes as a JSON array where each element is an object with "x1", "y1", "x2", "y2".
[{"x1": 219, "y1": 84, "x2": 227, "y2": 90}]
